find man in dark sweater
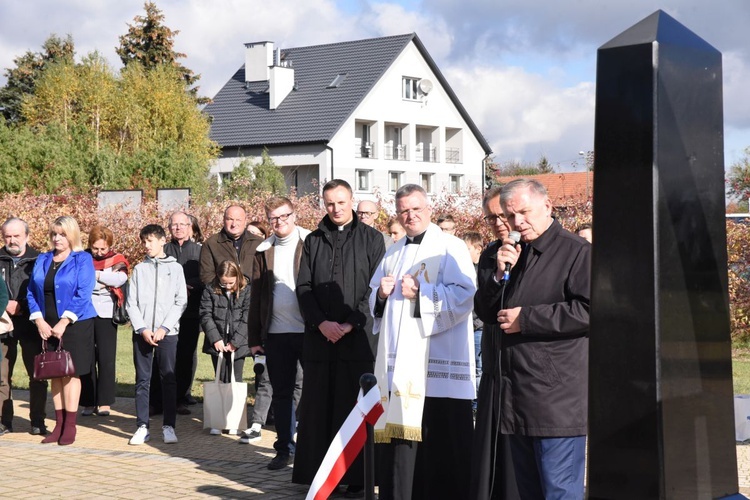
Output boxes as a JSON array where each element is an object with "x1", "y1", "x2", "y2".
[{"x1": 165, "y1": 211, "x2": 204, "y2": 412}]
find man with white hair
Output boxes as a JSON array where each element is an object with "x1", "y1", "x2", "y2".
[
  {"x1": 370, "y1": 184, "x2": 477, "y2": 499},
  {"x1": 473, "y1": 178, "x2": 590, "y2": 499}
]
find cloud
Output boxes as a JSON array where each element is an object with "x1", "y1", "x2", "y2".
[{"x1": 445, "y1": 64, "x2": 594, "y2": 166}]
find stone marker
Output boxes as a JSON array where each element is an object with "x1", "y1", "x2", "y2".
[{"x1": 588, "y1": 10, "x2": 743, "y2": 499}]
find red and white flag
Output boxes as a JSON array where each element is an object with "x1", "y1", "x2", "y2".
[{"x1": 306, "y1": 386, "x2": 384, "y2": 500}]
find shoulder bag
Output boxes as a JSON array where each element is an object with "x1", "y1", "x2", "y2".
[{"x1": 33, "y1": 339, "x2": 76, "y2": 380}]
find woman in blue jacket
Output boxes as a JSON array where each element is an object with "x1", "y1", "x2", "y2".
[{"x1": 27, "y1": 216, "x2": 97, "y2": 445}]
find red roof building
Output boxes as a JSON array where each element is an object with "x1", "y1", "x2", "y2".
[{"x1": 496, "y1": 171, "x2": 593, "y2": 206}]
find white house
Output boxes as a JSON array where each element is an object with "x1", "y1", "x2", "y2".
[{"x1": 204, "y1": 33, "x2": 491, "y2": 198}]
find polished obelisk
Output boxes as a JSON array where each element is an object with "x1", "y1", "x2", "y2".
[{"x1": 588, "y1": 10, "x2": 742, "y2": 499}]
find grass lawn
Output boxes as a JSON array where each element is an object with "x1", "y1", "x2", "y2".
[
  {"x1": 11, "y1": 326, "x2": 259, "y2": 402},
  {"x1": 10, "y1": 328, "x2": 750, "y2": 398}
]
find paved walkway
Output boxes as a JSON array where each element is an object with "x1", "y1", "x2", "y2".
[
  {"x1": 1, "y1": 391, "x2": 309, "y2": 499},
  {"x1": 3, "y1": 391, "x2": 750, "y2": 498}
]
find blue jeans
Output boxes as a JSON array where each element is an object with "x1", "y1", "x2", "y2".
[{"x1": 509, "y1": 434, "x2": 586, "y2": 500}]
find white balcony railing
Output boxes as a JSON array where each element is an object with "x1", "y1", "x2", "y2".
[
  {"x1": 415, "y1": 144, "x2": 437, "y2": 163},
  {"x1": 354, "y1": 140, "x2": 375, "y2": 159}
]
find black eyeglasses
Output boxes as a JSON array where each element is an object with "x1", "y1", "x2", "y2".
[
  {"x1": 357, "y1": 211, "x2": 377, "y2": 217},
  {"x1": 483, "y1": 214, "x2": 507, "y2": 225},
  {"x1": 268, "y1": 212, "x2": 293, "y2": 224}
]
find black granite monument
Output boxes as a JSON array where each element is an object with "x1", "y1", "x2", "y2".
[{"x1": 588, "y1": 10, "x2": 743, "y2": 499}]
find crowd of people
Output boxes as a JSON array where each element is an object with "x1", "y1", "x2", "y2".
[{"x1": 0, "y1": 177, "x2": 591, "y2": 499}]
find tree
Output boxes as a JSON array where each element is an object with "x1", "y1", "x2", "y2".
[
  {"x1": 251, "y1": 149, "x2": 286, "y2": 195},
  {"x1": 728, "y1": 147, "x2": 750, "y2": 202},
  {"x1": 0, "y1": 34, "x2": 75, "y2": 123},
  {"x1": 15, "y1": 55, "x2": 217, "y2": 195},
  {"x1": 116, "y1": 2, "x2": 206, "y2": 103},
  {"x1": 492, "y1": 156, "x2": 557, "y2": 178}
]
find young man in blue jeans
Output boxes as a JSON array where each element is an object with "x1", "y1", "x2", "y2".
[{"x1": 126, "y1": 224, "x2": 187, "y2": 445}]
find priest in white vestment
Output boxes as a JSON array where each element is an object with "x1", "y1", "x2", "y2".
[{"x1": 369, "y1": 184, "x2": 477, "y2": 500}]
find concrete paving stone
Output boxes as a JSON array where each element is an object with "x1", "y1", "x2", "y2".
[{"x1": 6, "y1": 390, "x2": 750, "y2": 498}]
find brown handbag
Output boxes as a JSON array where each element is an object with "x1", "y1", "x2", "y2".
[{"x1": 33, "y1": 339, "x2": 76, "y2": 380}]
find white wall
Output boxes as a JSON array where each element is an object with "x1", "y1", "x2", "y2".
[{"x1": 328, "y1": 40, "x2": 486, "y2": 196}]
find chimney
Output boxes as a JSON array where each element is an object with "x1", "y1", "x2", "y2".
[
  {"x1": 268, "y1": 47, "x2": 294, "y2": 110},
  {"x1": 244, "y1": 41, "x2": 274, "y2": 82}
]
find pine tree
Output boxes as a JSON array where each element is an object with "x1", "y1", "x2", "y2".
[
  {"x1": 0, "y1": 34, "x2": 75, "y2": 123},
  {"x1": 116, "y1": 1, "x2": 207, "y2": 103}
]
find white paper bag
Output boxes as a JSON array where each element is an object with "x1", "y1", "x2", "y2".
[
  {"x1": 734, "y1": 395, "x2": 750, "y2": 441},
  {"x1": 203, "y1": 352, "x2": 248, "y2": 431}
]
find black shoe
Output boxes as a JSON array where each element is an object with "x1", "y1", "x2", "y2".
[
  {"x1": 344, "y1": 485, "x2": 364, "y2": 498},
  {"x1": 267, "y1": 454, "x2": 290, "y2": 470},
  {"x1": 30, "y1": 425, "x2": 48, "y2": 436},
  {"x1": 176, "y1": 404, "x2": 191, "y2": 415},
  {"x1": 0, "y1": 423, "x2": 12, "y2": 435},
  {"x1": 184, "y1": 395, "x2": 198, "y2": 406}
]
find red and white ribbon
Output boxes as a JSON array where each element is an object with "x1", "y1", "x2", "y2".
[{"x1": 306, "y1": 386, "x2": 384, "y2": 500}]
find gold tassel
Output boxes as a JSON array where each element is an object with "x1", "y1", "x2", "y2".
[{"x1": 383, "y1": 423, "x2": 423, "y2": 442}]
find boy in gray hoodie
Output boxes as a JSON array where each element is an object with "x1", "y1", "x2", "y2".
[{"x1": 126, "y1": 224, "x2": 187, "y2": 445}]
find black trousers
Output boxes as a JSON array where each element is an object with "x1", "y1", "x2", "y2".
[
  {"x1": 1, "y1": 328, "x2": 48, "y2": 428},
  {"x1": 134, "y1": 334, "x2": 177, "y2": 428},
  {"x1": 175, "y1": 316, "x2": 201, "y2": 403},
  {"x1": 80, "y1": 316, "x2": 118, "y2": 407},
  {"x1": 151, "y1": 317, "x2": 200, "y2": 410},
  {"x1": 265, "y1": 332, "x2": 304, "y2": 456},
  {"x1": 377, "y1": 397, "x2": 473, "y2": 500}
]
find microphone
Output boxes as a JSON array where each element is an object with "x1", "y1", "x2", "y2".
[{"x1": 502, "y1": 231, "x2": 522, "y2": 282}]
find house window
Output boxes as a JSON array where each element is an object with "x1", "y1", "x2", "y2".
[
  {"x1": 356, "y1": 169, "x2": 371, "y2": 191},
  {"x1": 450, "y1": 174, "x2": 462, "y2": 193},
  {"x1": 420, "y1": 173, "x2": 433, "y2": 193},
  {"x1": 355, "y1": 122, "x2": 374, "y2": 158},
  {"x1": 402, "y1": 77, "x2": 419, "y2": 100},
  {"x1": 389, "y1": 171, "x2": 403, "y2": 192}
]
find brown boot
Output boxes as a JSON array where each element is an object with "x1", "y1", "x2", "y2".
[
  {"x1": 58, "y1": 410, "x2": 77, "y2": 445},
  {"x1": 41, "y1": 410, "x2": 64, "y2": 444}
]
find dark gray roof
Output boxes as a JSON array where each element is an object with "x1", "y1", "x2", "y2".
[{"x1": 205, "y1": 33, "x2": 491, "y2": 154}]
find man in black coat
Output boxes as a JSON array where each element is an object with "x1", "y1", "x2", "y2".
[
  {"x1": 292, "y1": 179, "x2": 385, "y2": 497},
  {"x1": 0, "y1": 217, "x2": 46, "y2": 436},
  {"x1": 165, "y1": 211, "x2": 204, "y2": 412},
  {"x1": 473, "y1": 179, "x2": 590, "y2": 500}
]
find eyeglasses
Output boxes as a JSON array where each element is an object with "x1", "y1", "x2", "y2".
[
  {"x1": 397, "y1": 206, "x2": 428, "y2": 218},
  {"x1": 268, "y1": 212, "x2": 294, "y2": 224},
  {"x1": 357, "y1": 211, "x2": 377, "y2": 218},
  {"x1": 170, "y1": 223, "x2": 190, "y2": 228},
  {"x1": 483, "y1": 214, "x2": 507, "y2": 225}
]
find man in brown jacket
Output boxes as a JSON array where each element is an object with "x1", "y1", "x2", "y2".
[{"x1": 199, "y1": 205, "x2": 262, "y2": 284}]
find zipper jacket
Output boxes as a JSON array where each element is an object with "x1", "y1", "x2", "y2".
[{"x1": 126, "y1": 254, "x2": 187, "y2": 335}]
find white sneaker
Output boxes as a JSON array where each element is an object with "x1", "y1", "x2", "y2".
[
  {"x1": 227, "y1": 429, "x2": 238, "y2": 435},
  {"x1": 163, "y1": 425, "x2": 178, "y2": 444},
  {"x1": 129, "y1": 425, "x2": 150, "y2": 445},
  {"x1": 239, "y1": 423, "x2": 262, "y2": 444},
  {"x1": 209, "y1": 428, "x2": 221, "y2": 435}
]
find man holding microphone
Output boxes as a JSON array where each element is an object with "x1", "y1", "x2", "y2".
[{"x1": 472, "y1": 179, "x2": 591, "y2": 500}]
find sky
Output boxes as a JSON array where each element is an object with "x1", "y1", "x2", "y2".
[{"x1": 1, "y1": 0, "x2": 749, "y2": 172}]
